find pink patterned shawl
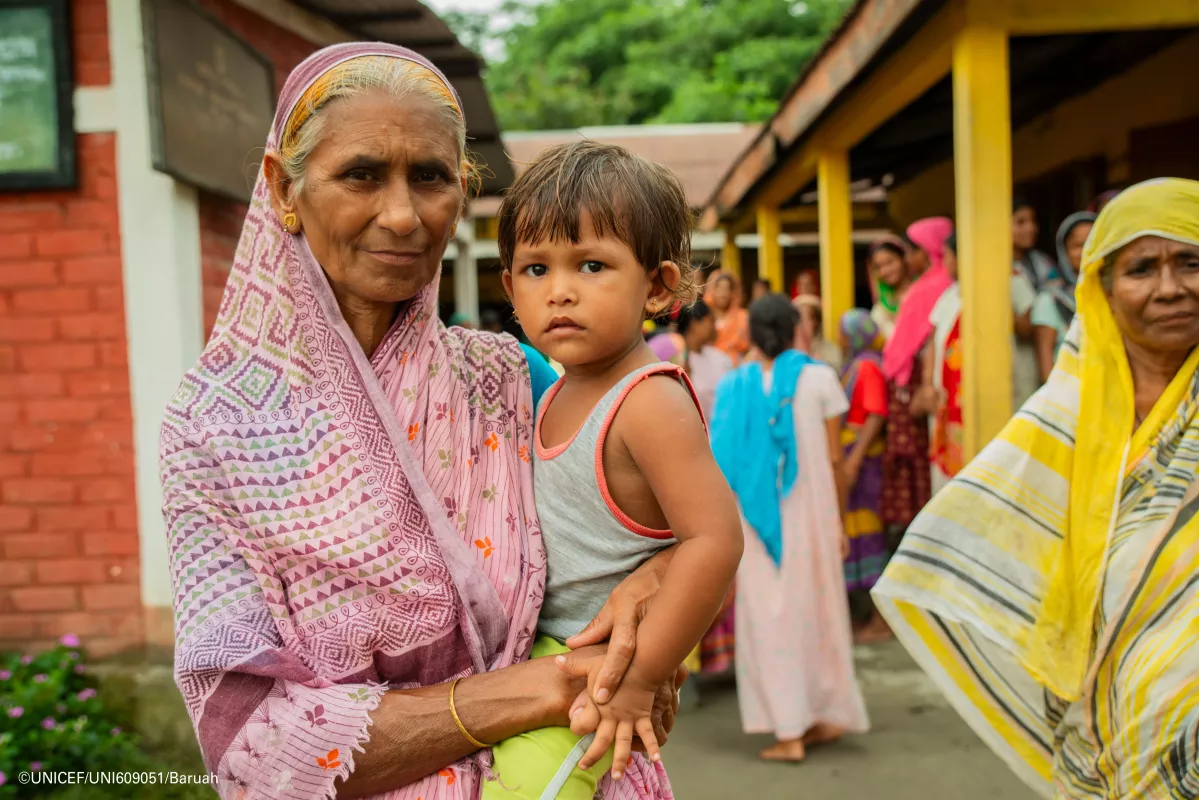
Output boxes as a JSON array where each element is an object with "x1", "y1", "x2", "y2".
[
  {"x1": 881, "y1": 217, "x2": 955, "y2": 386},
  {"x1": 160, "y1": 43, "x2": 670, "y2": 800}
]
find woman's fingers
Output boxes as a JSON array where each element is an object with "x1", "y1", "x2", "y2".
[
  {"x1": 569, "y1": 699, "x2": 601, "y2": 738},
  {"x1": 635, "y1": 717, "x2": 662, "y2": 764},
  {"x1": 578, "y1": 720, "x2": 615, "y2": 772},
  {"x1": 590, "y1": 603, "x2": 639, "y2": 704},
  {"x1": 564, "y1": 606, "x2": 612, "y2": 649},
  {"x1": 611, "y1": 721, "x2": 634, "y2": 780},
  {"x1": 554, "y1": 650, "x2": 599, "y2": 679}
]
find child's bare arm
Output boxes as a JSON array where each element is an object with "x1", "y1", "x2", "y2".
[{"x1": 614, "y1": 377, "x2": 744, "y2": 688}]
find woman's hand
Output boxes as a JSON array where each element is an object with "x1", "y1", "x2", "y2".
[
  {"x1": 564, "y1": 657, "x2": 685, "y2": 754},
  {"x1": 564, "y1": 546, "x2": 676, "y2": 703}
]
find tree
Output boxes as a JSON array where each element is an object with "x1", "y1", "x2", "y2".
[{"x1": 445, "y1": 0, "x2": 854, "y2": 131}]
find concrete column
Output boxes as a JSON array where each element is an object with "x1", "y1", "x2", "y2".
[
  {"x1": 953, "y1": 25, "x2": 1013, "y2": 457},
  {"x1": 453, "y1": 217, "x2": 479, "y2": 326},
  {"x1": 755, "y1": 205, "x2": 783, "y2": 293},
  {"x1": 109, "y1": 0, "x2": 205, "y2": 628},
  {"x1": 817, "y1": 149, "x2": 855, "y2": 343}
]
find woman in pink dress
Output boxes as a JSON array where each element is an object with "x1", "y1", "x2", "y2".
[{"x1": 712, "y1": 295, "x2": 869, "y2": 762}]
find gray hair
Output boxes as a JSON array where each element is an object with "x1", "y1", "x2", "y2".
[{"x1": 276, "y1": 56, "x2": 473, "y2": 198}]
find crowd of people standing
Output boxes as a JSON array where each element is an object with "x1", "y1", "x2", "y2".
[{"x1": 641, "y1": 189, "x2": 1131, "y2": 766}]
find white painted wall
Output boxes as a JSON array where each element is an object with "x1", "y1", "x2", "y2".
[
  {"x1": 108, "y1": 0, "x2": 205, "y2": 609},
  {"x1": 453, "y1": 220, "x2": 479, "y2": 324}
]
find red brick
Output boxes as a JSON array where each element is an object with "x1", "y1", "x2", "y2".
[
  {"x1": 60, "y1": 255, "x2": 121, "y2": 284},
  {"x1": 18, "y1": 343, "x2": 96, "y2": 371},
  {"x1": 0, "y1": 260, "x2": 58, "y2": 288},
  {"x1": 4, "y1": 533, "x2": 74, "y2": 558},
  {"x1": 72, "y1": 0, "x2": 109, "y2": 34},
  {"x1": 109, "y1": 504, "x2": 138, "y2": 529},
  {"x1": 35, "y1": 230, "x2": 107, "y2": 258},
  {"x1": 7, "y1": 425, "x2": 74, "y2": 452},
  {"x1": 26, "y1": 399, "x2": 101, "y2": 423},
  {"x1": 81, "y1": 422, "x2": 132, "y2": 447},
  {"x1": 0, "y1": 614, "x2": 36, "y2": 638},
  {"x1": 73, "y1": 33, "x2": 110, "y2": 70},
  {"x1": 36, "y1": 558, "x2": 107, "y2": 585},
  {"x1": 36, "y1": 506, "x2": 109, "y2": 531},
  {"x1": 0, "y1": 402, "x2": 18, "y2": 423},
  {"x1": 11, "y1": 586, "x2": 77, "y2": 612},
  {"x1": 60, "y1": 313, "x2": 124, "y2": 341},
  {"x1": 0, "y1": 373, "x2": 65, "y2": 399},
  {"x1": 36, "y1": 611, "x2": 115, "y2": 639},
  {"x1": 75, "y1": 62, "x2": 111, "y2": 87},
  {"x1": 0, "y1": 233, "x2": 34, "y2": 259},
  {"x1": 98, "y1": 342, "x2": 126, "y2": 367},
  {"x1": 0, "y1": 454, "x2": 28, "y2": 477},
  {"x1": 78, "y1": 478, "x2": 133, "y2": 503},
  {"x1": 3, "y1": 479, "x2": 75, "y2": 504},
  {"x1": 64, "y1": 369, "x2": 129, "y2": 397},
  {"x1": 98, "y1": 398, "x2": 133, "y2": 420},
  {"x1": 0, "y1": 346, "x2": 15, "y2": 372},
  {"x1": 81, "y1": 583, "x2": 138, "y2": 611},
  {"x1": 0, "y1": 507, "x2": 34, "y2": 532},
  {"x1": 31, "y1": 450, "x2": 109, "y2": 477},
  {"x1": 0, "y1": 207, "x2": 62, "y2": 232},
  {"x1": 0, "y1": 317, "x2": 57, "y2": 343},
  {"x1": 82, "y1": 531, "x2": 138, "y2": 556},
  {"x1": 0, "y1": 562, "x2": 33, "y2": 586},
  {"x1": 11, "y1": 287, "x2": 93, "y2": 315},
  {"x1": 93, "y1": 286, "x2": 125, "y2": 312},
  {"x1": 63, "y1": 200, "x2": 118, "y2": 229}
]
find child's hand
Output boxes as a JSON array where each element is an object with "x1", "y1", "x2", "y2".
[{"x1": 557, "y1": 652, "x2": 662, "y2": 779}]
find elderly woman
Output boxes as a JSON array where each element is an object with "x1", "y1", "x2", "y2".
[
  {"x1": 161, "y1": 44, "x2": 678, "y2": 800},
  {"x1": 873, "y1": 178, "x2": 1199, "y2": 798}
]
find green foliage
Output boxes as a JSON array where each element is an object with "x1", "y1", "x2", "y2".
[
  {"x1": 448, "y1": 0, "x2": 855, "y2": 130},
  {"x1": 0, "y1": 638, "x2": 209, "y2": 799}
]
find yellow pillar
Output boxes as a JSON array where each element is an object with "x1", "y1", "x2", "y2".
[
  {"x1": 721, "y1": 229, "x2": 741, "y2": 278},
  {"x1": 817, "y1": 150, "x2": 855, "y2": 343},
  {"x1": 756, "y1": 205, "x2": 783, "y2": 293},
  {"x1": 953, "y1": 25, "x2": 1012, "y2": 458}
]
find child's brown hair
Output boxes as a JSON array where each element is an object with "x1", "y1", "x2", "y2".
[{"x1": 498, "y1": 140, "x2": 697, "y2": 306}]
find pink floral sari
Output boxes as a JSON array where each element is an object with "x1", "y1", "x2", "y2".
[{"x1": 161, "y1": 43, "x2": 671, "y2": 800}]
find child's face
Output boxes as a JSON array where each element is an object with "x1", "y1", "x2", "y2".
[{"x1": 504, "y1": 211, "x2": 675, "y2": 368}]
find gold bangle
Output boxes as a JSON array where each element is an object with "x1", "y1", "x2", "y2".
[{"x1": 449, "y1": 678, "x2": 489, "y2": 749}]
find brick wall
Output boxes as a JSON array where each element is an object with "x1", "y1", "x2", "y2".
[
  {"x1": 195, "y1": 0, "x2": 318, "y2": 338},
  {"x1": 0, "y1": 133, "x2": 140, "y2": 658}
]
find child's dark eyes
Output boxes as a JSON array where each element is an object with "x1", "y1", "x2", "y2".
[
  {"x1": 523, "y1": 264, "x2": 548, "y2": 278},
  {"x1": 580, "y1": 261, "x2": 604, "y2": 275}
]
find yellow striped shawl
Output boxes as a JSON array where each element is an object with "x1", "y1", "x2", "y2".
[{"x1": 873, "y1": 178, "x2": 1199, "y2": 798}]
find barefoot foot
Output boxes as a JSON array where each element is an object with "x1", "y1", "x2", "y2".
[
  {"x1": 802, "y1": 723, "x2": 845, "y2": 748},
  {"x1": 759, "y1": 739, "x2": 806, "y2": 762}
]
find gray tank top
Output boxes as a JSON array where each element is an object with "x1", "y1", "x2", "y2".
[{"x1": 534, "y1": 363, "x2": 700, "y2": 642}]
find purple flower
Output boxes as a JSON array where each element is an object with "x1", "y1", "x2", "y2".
[
  {"x1": 74, "y1": 665, "x2": 86, "y2": 675},
  {"x1": 0, "y1": 771, "x2": 6, "y2": 786},
  {"x1": 8, "y1": 707, "x2": 23, "y2": 718},
  {"x1": 30, "y1": 763, "x2": 41, "y2": 772},
  {"x1": 41, "y1": 717, "x2": 55, "y2": 730},
  {"x1": 60, "y1": 633, "x2": 80, "y2": 648},
  {"x1": 20, "y1": 655, "x2": 32, "y2": 665},
  {"x1": 0, "y1": 670, "x2": 10, "y2": 680},
  {"x1": 76, "y1": 688, "x2": 96, "y2": 702},
  {"x1": 33, "y1": 674, "x2": 46, "y2": 683},
  {"x1": 110, "y1": 727, "x2": 121, "y2": 736}
]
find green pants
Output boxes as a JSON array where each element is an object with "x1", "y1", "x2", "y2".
[{"x1": 483, "y1": 636, "x2": 613, "y2": 799}]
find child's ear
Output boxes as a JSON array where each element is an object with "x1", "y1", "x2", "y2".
[
  {"x1": 501, "y1": 269, "x2": 514, "y2": 301},
  {"x1": 645, "y1": 260, "x2": 682, "y2": 315}
]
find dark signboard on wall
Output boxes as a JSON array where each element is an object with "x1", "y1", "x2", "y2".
[
  {"x1": 142, "y1": 0, "x2": 275, "y2": 202},
  {"x1": 0, "y1": 0, "x2": 76, "y2": 190}
]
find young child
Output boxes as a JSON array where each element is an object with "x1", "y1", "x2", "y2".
[{"x1": 488, "y1": 141, "x2": 743, "y2": 798}]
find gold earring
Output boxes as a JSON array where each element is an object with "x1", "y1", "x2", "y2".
[
  {"x1": 283, "y1": 212, "x2": 299, "y2": 233},
  {"x1": 451, "y1": 223, "x2": 458, "y2": 237}
]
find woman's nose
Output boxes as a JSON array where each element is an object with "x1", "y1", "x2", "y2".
[
  {"x1": 1157, "y1": 264, "x2": 1185, "y2": 298},
  {"x1": 376, "y1": 182, "x2": 421, "y2": 237}
]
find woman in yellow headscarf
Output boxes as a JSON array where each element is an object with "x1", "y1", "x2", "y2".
[{"x1": 873, "y1": 178, "x2": 1199, "y2": 799}]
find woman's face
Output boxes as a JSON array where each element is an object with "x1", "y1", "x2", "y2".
[
  {"x1": 691, "y1": 314, "x2": 716, "y2": 346},
  {"x1": 906, "y1": 247, "x2": 929, "y2": 276},
  {"x1": 1012, "y1": 207, "x2": 1039, "y2": 252},
  {"x1": 873, "y1": 248, "x2": 906, "y2": 287},
  {"x1": 797, "y1": 272, "x2": 819, "y2": 296},
  {"x1": 710, "y1": 277, "x2": 734, "y2": 311},
  {"x1": 266, "y1": 90, "x2": 465, "y2": 308},
  {"x1": 1107, "y1": 235, "x2": 1199, "y2": 355},
  {"x1": 1065, "y1": 222, "x2": 1093, "y2": 271}
]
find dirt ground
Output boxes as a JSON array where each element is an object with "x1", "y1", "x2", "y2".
[{"x1": 663, "y1": 640, "x2": 1040, "y2": 800}]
